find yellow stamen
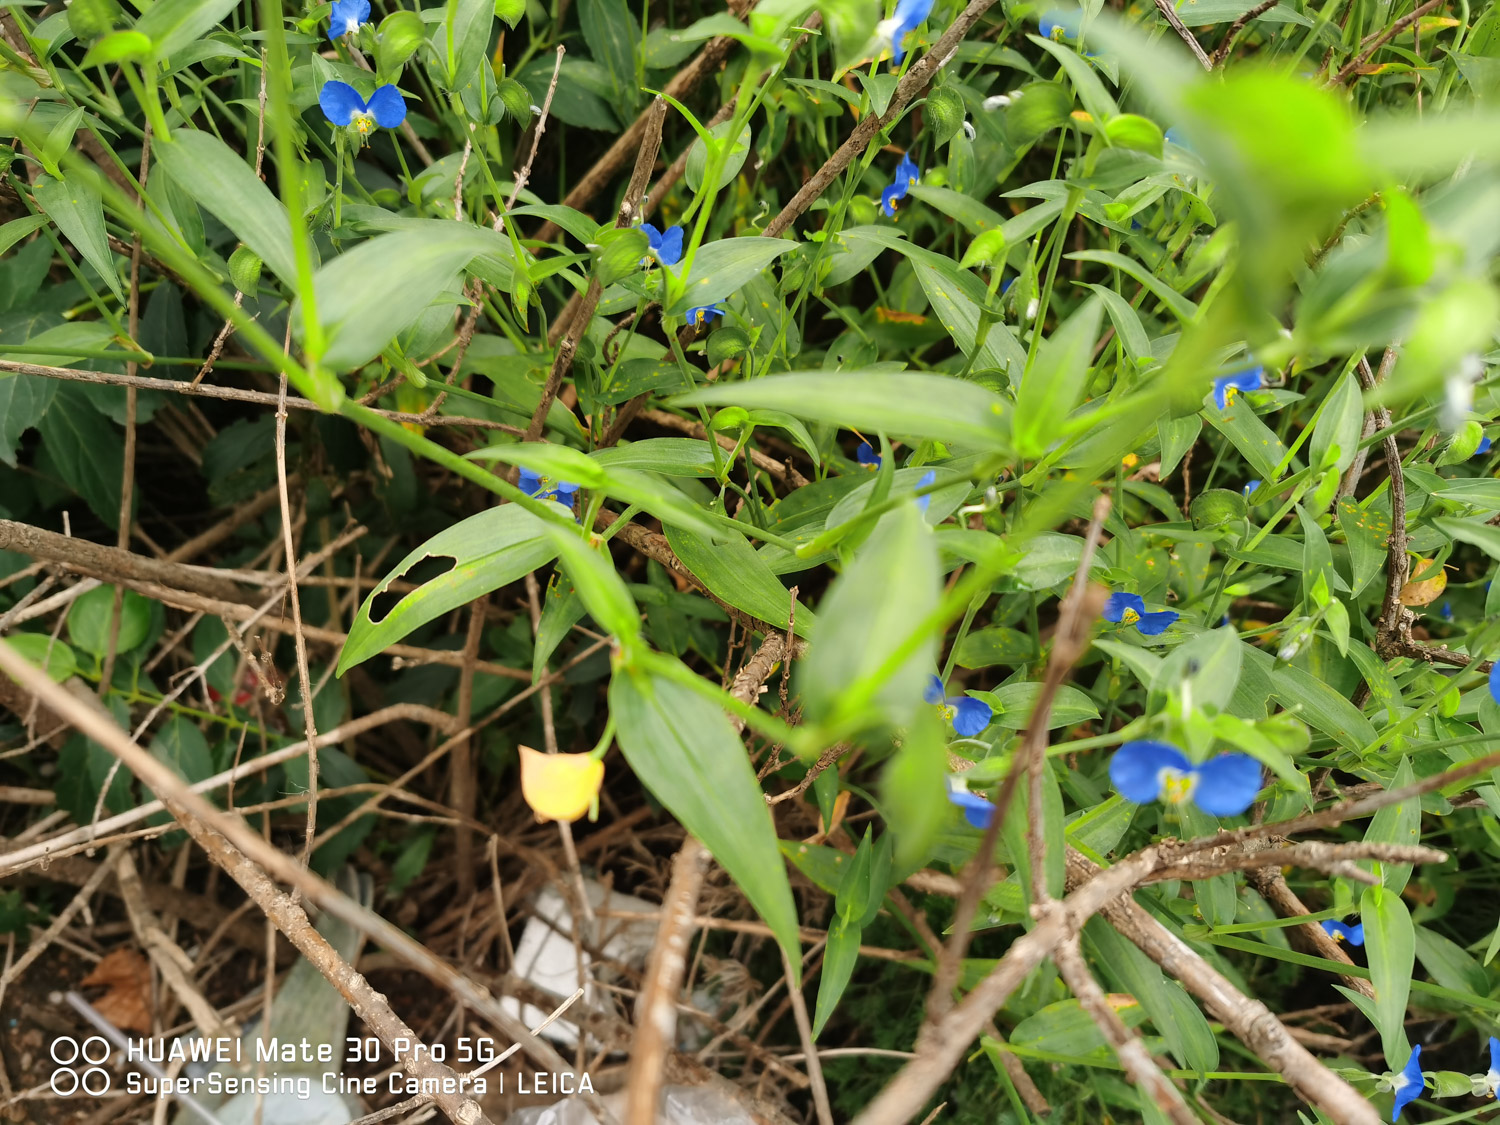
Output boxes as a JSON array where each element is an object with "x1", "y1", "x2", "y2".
[
  {"x1": 518, "y1": 745, "x2": 604, "y2": 823},
  {"x1": 1121, "y1": 453, "x2": 1139, "y2": 468},
  {"x1": 1120, "y1": 607, "x2": 1141, "y2": 626},
  {"x1": 1223, "y1": 385, "x2": 1238, "y2": 405},
  {"x1": 1159, "y1": 769, "x2": 1196, "y2": 805}
]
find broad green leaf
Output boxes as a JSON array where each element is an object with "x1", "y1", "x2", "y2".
[
  {"x1": 445, "y1": 0, "x2": 495, "y2": 91},
  {"x1": 676, "y1": 372, "x2": 1012, "y2": 452},
  {"x1": 1430, "y1": 478, "x2": 1500, "y2": 509},
  {"x1": 954, "y1": 626, "x2": 1038, "y2": 668},
  {"x1": 578, "y1": 0, "x2": 638, "y2": 115},
  {"x1": 67, "y1": 585, "x2": 151, "y2": 659},
  {"x1": 1152, "y1": 626, "x2": 1243, "y2": 714},
  {"x1": 664, "y1": 525, "x2": 814, "y2": 636},
  {"x1": 153, "y1": 130, "x2": 298, "y2": 287},
  {"x1": 905, "y1": 186, "x2": 1008, "y2": 236},
  {"x1": 533, "y1": 581, "x2": 587, "y2": 679},
  {"x1": 1434, "y1": 516, "x2": 1500, "y2": 561},
  {"x1": 1413, "y1": 925, "x2": 1488, "y2": 997},
  {"x1": 0, "y1": 374, "x2": 58, "y2": 467},
  {"x1": 2, "y1": 634, "x2": 79, "y2": 682},
  {"x1": 1088, "y1": 283, "x2": 1153, "y2": 366},
  {"x1": 36, "y1": 384, "x2": 123, "y2": 528},
  {"x1": 339, "y1": 505, "x2": 559, "y2": 673},
  {"x1": 1246, "y1": 649, "x2": 1378, "y2": 752},
  {"x1": 978, "y1": 682, "x2": 1099, "y2": 730},
  {"x1": 1032, "y1": 35, "x2": 1118, "y2": 122},
  {"x1": 799, "y1": 504, "x2": 938, "y2": 729},
  {"x1": 0, "y1": 215, "x2": 48, "y2": 259},
  {"x1": 686, "y1": 121, "x2": 752, "y2": 193},
  {"x1": 879, "y1": 710, "x2": 949, "y2": 871},
  {"x1": 32, "y1": 174, "x2": 124, "y2": 302},
  {"x1": 296, "y1": 224, "x2": 507, "y2": 370},
  {"x1": 1011, "y1": 997, "x2": 1148, "y2": 1057},
  {"x1": 149, "y1": 715, "x2": 215, "y2": 784},
  {"x1": 1202, "y1": 396, "x2": 1293, "y2": 481},
  {"x1": 1015, "y1": 295, "x2": 1102, "y2": 458},
  {"x1": 1362, "y1": 758, "x2": 1420, "y2": 895},
  {"x1": 667, "y1": 237, "x2": 799, "y2": 315},
  {"x1": 1361, "y1": 884, "x2": 1415, "y2": 1068},
  {"x1": 610, "y1": 662, "x2": 802, "y2": 975},
  {"x1": 592, "y1": 438, "x2": 719, "y2": 477},
  {"x1": 1310, "y1": 370, "x2": 1363, "y2": 476},
  {"x1": 1069, "y1": 250, "x2": 1197, "y2": 323},
  {"x1": 1337, "y1": 496, "x2": 1391, "y2": 597},
  {"x1": 133, "y1": 0, "x2": 237, "y2": 59}
]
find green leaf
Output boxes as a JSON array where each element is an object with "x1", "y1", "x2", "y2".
[
  {"x1": 1014, "y1": 295, "x2": 1102, "y2": 459},
  {"x1": 979, "y1": 682, "x2": 1099, "y2": 730},
  {"x1": 593, "y1": 227, "x2": 649, "y2": 287},
  {"x1": 0, "y1": 373, "x2": 58, "y2": 467},
  {"x1": 1201, "y1": 395, "x2": 1293, "y2": 482},
  {"x1": 66, "y1": 585, "x2": 151, "y2": 659},
  {"x1": 36, "y1": 384, "x2": 123, "y2": 528},
  {"x1": 1032, "y1": 35, "x2": 1119, "y2": 124},
  {"x1": 1361, "y1": 884, "x2": 1415, "y2": 1068},
  {"x1": 686, "y1": 121, "x2": 752, "y2": 193},
  {"x1": 812, "y1": 914, "x2": 861, "y2": 1038},
  {"x1": 153, "y1": 130, "x2": 298, "y2": 288},
  {"x1": 32, "y1": 174, "x2": 124, "y2": 302},
  {"x1": 80, "y1": 27, "x2": 151, "y2": 64},
  {"x1": 1337, "y1": 496, "x2": 1391, "y2": 597},
  {"x1": 798, "y1": 504, "x2": 938, "y2": 729},
  {"x1": 1434, "y1": 516, "x2": 1500, "y2": 561},
  {"x1": 1067, "y1": 250, "x2": 1197, "y2": 323},
  {"x1": 954, "y1": 626, "x2": 1037, "y2": 668},
  {"x1": 880, "y1": 710, "x2": 949, "y2": 871},
  {"x1": 1310, "y1": 370, "x2": 1363, "y2": 476},
  {"x1": 133, "y1": 0, "x2": 237, "y2": 59},
  {"x1": 545, "y1": 525, "x2": 641, "y2": 645},
  {"x1": 675, "y1": 372, "x2": 1011, "y2": 452},
  {"x1": 339, "y1": 505, "x2": 559, "y2": 673},
  {"x1": 149, "y1": 715, "x2": 215, "y2": 784},
  {"x1": 296, "y1": 224, "x2": 506, "y2": 370},
  {"x1": 1413, "y1": 924, "x2": 1488, "y2": 996},
  {"x1": 533, "y1": 581, "x2": 587, "y2": 680},
  {"x1": 445, "y1": 0, "x2": 495, "y2": 91},
  {"x1": 1248, "y1": 648, "x2": 1378, "y2": 752},
  {"x1": 667, "y1": 237, "x2": 799, "y2": 316},
  {"x1": 578, "y1": 0, "x2": 638, "y2": 115},
  {"x1": 610, "y1": 662, "x2": 802, "y2": 976},
  {"x1": 0, "y1": 215, "x2": 48, "y2": 260},
  {"x1": 592, "y1": 438, "x2": 718, "y2": 477},
  {"x1": 1362, "y1": 758, "x2": 1420, "y2": 895},
  {"x1": 2, "y1": 634, "x2": 79, "y2": 682},
  {"x1": 664, "y1": 525, "x2": 814, "y2": 636}
]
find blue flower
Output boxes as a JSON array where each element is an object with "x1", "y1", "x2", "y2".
[
  {"x1": 1212, "y1": 366, "x2": 1265, "y2": 410},
  {"x1": 640, "y1": 223, "x2": 683, "y2": 268},
  {"x1": 1389, "y1": 1046, "x2": 1424, "y2": 1122},
  {"x1": 1109, "y1": 740, "x2": 1262, "y2": 817},
  {"x1": 881, "y1": 154, "x2": 920, "y2": 218},
  {"x1": 1102, "y1": 592, "x2": 1178, "y2": 636},
  {"x1": 947, "y1": 780, "x2": 996, "y2": 829},
  {"x1": 857, "y1": 441, "x2": 881, "y2": 470},
  {"x1": 1321, "y1": 919, "x2": 1364, "y2": 946},
  {"x1": 1483, "y1": 1037, "x2": 1499, "y2": 1097},
  {"x1": 1478, "y1": 435, "x2": 1493, "y2": 456},
  {"x1": 1164, "y1": 126, "x2": 1193, "y2": 152},
  {"x1": 1039, "y1": 9, "x2": 1082, "y2": 39},
  {"x1": 319, "y1": 81, "x2": 407, "y2": 137},
  {"x1": 1242, "y1": 479, "x2": 1262, "y2": 500},
  {"x1": 519, "y1": 467, "x2": 580, "y2": 506},
  {"x1": 925, "y1": 674, "x2": 992, "y2": 737},
  {"x1": 328, "y1": 0, "x2": 369, "y2": 40},
  {"x1": 685, "y1": 302, "x2": 725, "y2": 328},
  {"x1": 878, "y1": 0, "x2": 935, "y2": 65},
  {"x1": 915, "y1": 468, "x2": 937, "y2": 513},
  {"x1": 1440, "y1": 600, "x2": 1453, "y2": 621},
  {"x1": 1491, "y1": 660, "x2": 1500, "y2": 705}
]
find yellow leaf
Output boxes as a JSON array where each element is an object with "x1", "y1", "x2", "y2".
[{"x1": 1399, "y1": 560, "x2": 1447, "y2": 606}]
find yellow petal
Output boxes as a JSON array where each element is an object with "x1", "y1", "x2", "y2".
[{"x1": 518, "y1": 745, "x2": 604, "y2": 823}]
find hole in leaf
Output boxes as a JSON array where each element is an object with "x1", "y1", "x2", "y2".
[{"x1": 368, "y1": 554, "x2": 457, "y2": 624}]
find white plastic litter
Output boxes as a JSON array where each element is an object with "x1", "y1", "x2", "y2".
[
  {"x1": 502, "y1": 1085, "x2": 756, "y2": 1125},
  {"x1": 500, "y1": 879, "x2": 659, "y2": 1047}
]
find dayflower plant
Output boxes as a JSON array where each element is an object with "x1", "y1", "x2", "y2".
[
  {"x1": 518, "y1": 745, "x2": 603, "y2": 823},
  {"x1": 641, "y1": 223, "x2": 683, "y2": 267},
  {"x1": 881, "y1": 154, "x2": 920, "y2": 218},
  {"x1": 947, "y1": 778, "x2": 995, "y2": 828},
  {"x1": 685, "y1": 302, "x2": 725, "y2": 328},
  {"x1": 328, "y1": 0, "x2": 370, "y2": 40},
  {"x1": 1478, "y1": 435, "x2": 1493, "y2": 456},
  {"x1": 857, "y1": 441, "x2": 880, "y2": 470},
  {"x1": 1109, "y1": 740, "x2": 1261, "y2": 817},
  {"x1": 1387, "y1": 1046, "x2": 1424, "y2": 1122},
  {"x1": 319, "y1": 81, "x2": 407, "y2": 139},
  {"x1": 1483, "y1": 1037, "x2": 1499, "y2": 1097},
  {"x1": 1102, "y1": 592, "x2": 1178, "y2": 635},
  {"x1": 1242, "y1": 479, "x2": 1262, "y2": 500},
  {"x1": 520, "y1": 466, "x2": 580, "y2": 506},
  {"x1": 1321, "y1": 919, "x2": 1364, "y2": 946},
  {"x1": 925, "y1": 673, "x2": 992, "y2": 737},
  {"x1": 1213, "y1": 366, "x2": 1265, "y2": 410},
  {"x1": 877, "y1": 0, "x2": 935, "y2": 65}
]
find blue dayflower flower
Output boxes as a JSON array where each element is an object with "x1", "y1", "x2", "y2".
[
  {"x1": 1389, "y1": 1046, "x2": 1424, "y2": 1122},
  {"x1": 857, "y1": 441, "x2": 881, "y2": 470},
  {"x1": 947, "y1": 779, "x2": 996, "y2": 829},
  {"x1": 1212, "y1": 366, "x2": 1265, "y2": 410},
  {"x1": 685, "y1": 302, "x2": 725, "y2": 328},
  {"x1": 878, "y1": 0, "x2": 936, "y2": 65},
  {"x1": 640, "y1": 223, "x2": 684, "y2": 268},
  {"x1": 1102, "y1": 592, "x2": 1178, "y2": 636},
  {"x1": 1321, "y1": 919, "x2": 1364, "y2": 946},
  {"x1": 925, "y1": 673, "x2": 992, "y2": 737},
  {"x1": 519, "y1": 466, "x2": 580, "y2": 506},
  {"x1": 1478, "y1": 435, "x2": 1493, "y2": 456},
  {"x1": 1164, "y1": 126, "x2": 1193, "y2": 152},
  {"x1": 881, "y1": 154, "x2": 920, "y2": 218},
  {"x1": 915, "y1": 468, "x2": 937, "y2": 513},
  {"x1": 1242, "y1": 479, "x2": 1262, "y2": 500},
  {"x1": 319, "y1": 81, "x2": 407, "y2": 137},
  {"x1": 1039, "y1": 9, "x2": 1082, "y2": 39},
  {"x1": 1440, "y1": 601, "x2": 1453, "y2": 621},
  {"x1": 1483, "y1": 1037, "x2": 1499, "y2": 1097},
  {"x1": 328, "y1": 0, "x2": 370, "y2": 40},
  {"x1": 1109, "y1": 740, "x2": 1262, "y2": 817},
  {"x1": 1491, "y1": 660, "x2": 1500, "y2": 705}
]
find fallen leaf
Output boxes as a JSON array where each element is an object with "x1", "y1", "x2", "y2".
[
  {"x1": 80, "y1": 949, "x2": 152, "y2": 1033},
  {"x1": 1399, "y1": 560, "x2": 1448, "y2": 607}
]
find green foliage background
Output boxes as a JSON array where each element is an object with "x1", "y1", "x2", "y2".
[{"x1": 4, "y1": 0, "x2": 1500, "y2": 1118}]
